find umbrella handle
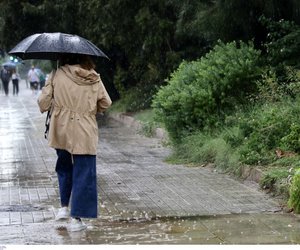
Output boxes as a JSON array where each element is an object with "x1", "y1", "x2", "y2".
[{"x1": 44, "y1": 69, "x2": 56, "y2": 139}]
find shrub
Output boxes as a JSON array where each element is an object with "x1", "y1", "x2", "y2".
[
  {"x1": 152, "y1": 41, "x2": 261, "y2": 141},
  {"x1": 233, "y1": 66, "x2": 300, "y2": 164},
  {"x1": 114, "y1": 84, "x2": 157, "y2": 112},
  {"x1": 236, "y1": 101, "x2": 300, "y2": 165},
  {"x1": 170, "y1": 129, "x2": 241, "y2": 173},
  {"x1": 134, "y1": 109, "x2": 161, "y2": 137},
  {"x1": 259, "y1": 168, "x2": 291, "y2": 198},
  {"x1": 288, "y1": 168, "x2": 300, "y2": 213},
  {"x1": 255, "y1": 69, "x2": 288, "y2": 103},
  {"x1": 260, "y1": 168, "x2": 290, "y2": 190},
  {"x1": 281, "y1": 123, "x2": 300, "y2": 153}
]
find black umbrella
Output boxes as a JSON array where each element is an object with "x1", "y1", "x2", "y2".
[{"x1": 9, "y1": 32, "x2": 109, "y2": 60}]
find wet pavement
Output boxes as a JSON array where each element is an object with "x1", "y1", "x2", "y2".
[{"x1": 0, "y1": 80, "x2": 299, "y2": 245}]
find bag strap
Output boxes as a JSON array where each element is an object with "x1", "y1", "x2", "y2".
[{"x1": 44, "y1": 70, "x2": 56, "y2": 139}]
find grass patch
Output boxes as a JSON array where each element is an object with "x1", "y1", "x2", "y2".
[
  {"x1": 169, "y1": 130, "x2": 241, "y2": 174},
  {"x1": 133, "y1": 109, "x2": 164, "y2": 137},
  {"x1": 108, "y1": 99, "x2": 127, "y2": 113},
  {"x1": 260, "y1": 167, "x2": 292, "y2": 197},
  {"x1": 133, "y1": 109, "x2": 156, "y2": 123}
]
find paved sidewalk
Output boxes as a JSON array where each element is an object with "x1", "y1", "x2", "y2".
[{"x1": 0, "y1": 80, "x2": 298, "y2": 244}]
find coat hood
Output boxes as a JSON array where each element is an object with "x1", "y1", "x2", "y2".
[{"x1": 61, "y1": 64, "x2": 100, "y2": 86}]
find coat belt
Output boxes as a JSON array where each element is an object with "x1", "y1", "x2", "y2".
[{"x1": 53, "y1": 103, "x2": 97, "y2": 116}]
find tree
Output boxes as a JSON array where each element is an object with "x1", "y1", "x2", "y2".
[
  {"x1": 0, "y1": 0, "x2": 45, "y2": 51},
  {"x1": 2, "y1": 0, "x2": 300, "y2": 109},
  {"x1": 78, "y1": 0, "x2": 181, "y2": 108}
]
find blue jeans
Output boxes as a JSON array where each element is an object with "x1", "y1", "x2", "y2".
[{"x1": 55, "y1": 149, "x2": 98, "y2": 218}]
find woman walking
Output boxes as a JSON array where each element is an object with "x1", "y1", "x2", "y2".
[
  {"x1": 38, "y1": 54, "x2": 112, "y2": 231},
  {"x1": 12, "y1": 69, "x2": 19, "y2": 96}
]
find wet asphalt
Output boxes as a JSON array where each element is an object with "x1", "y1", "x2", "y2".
[{"x1": 0, "y1": 80, "x2": 299, "y2": 245}]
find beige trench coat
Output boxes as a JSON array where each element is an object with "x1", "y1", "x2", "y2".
[{"x1": 38, "y1": 64, "x2": 112, "y2": 155}]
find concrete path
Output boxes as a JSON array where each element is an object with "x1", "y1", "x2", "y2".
[{"x1": 0, "y1": 80, "x2": 299, "y2": 244}]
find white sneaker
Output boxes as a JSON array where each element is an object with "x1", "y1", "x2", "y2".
[
  {"x1": 69, "y1": 218, "x2": 87, "y2": 232},
  {"x1": 55, "y1": 207, "x2": 69, "y2": 221}
]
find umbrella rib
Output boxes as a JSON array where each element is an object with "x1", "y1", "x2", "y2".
[
  {"x1": 22, "y1": 33, "x2": 43, "y2": 53},
  {"x1": 85, "y1": 39, "x2": 109, "y2": 59}
]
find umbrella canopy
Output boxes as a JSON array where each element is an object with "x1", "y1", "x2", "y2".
[
  {"x1": 9, "y1": 32, "x2": 109, "y2": 60},
  {"x1": 2, "y1": 61, "x2": 16, "y2": 70}
]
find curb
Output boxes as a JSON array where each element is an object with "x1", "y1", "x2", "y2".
[
  {"x1": 108, "y1": 112, "x2": 168, "y2": 140},
  {"x1": 108, "y1": 113, "x2": 264, "y2": 183},
  {"x1": 240, "y1": 165, "x2": 263, "y2": 183},
  {"x1": 109, "y1": 113, "x2": 263, "y2": 177}
]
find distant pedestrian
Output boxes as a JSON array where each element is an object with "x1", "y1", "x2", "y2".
[
  {"x1": 37, "y1": 54, "x2": 112, "y2": 232},
  {"x1": 12, "y1": 69, "x2": 20, "y2": 96},
  {"x1": 36, "y1": 68, "x2": 46, "y2": 90},
  {"x1": 27, "y1": 65, "x2": 39, "y2": 95},
  {"x1": 0, "y1": 66, "x2": 11, "y2": 96}
]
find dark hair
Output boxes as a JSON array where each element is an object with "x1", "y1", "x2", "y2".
[
  {"x1": 80, "y1": 55, "x2": 96, "y2": 70},
  {"x1": 59, "y1": 54, "x2": 95, "y2": 70}
]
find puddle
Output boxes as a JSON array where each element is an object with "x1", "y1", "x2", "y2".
[
  {"x1": 50, "y1": 213, "x2": 300, "y2": 244},
  {"x1": 0, "y1": 204, "x2": 47, "y2": 212}
]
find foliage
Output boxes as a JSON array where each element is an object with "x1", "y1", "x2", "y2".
[
  {"x1": 166, "y1": 62, "x2": 300, "y2": 174},
  {"x1": 134, "y1": 109, "x2": 159, "y2": 137},
  {"x1": 133, "y1": 109, "x2": 155, "y2": 122},
  {"x1": 281, "y1": 123, "x2": 300, "y2": 153},
  {"x1": 254, "y1": 67, "x2": 300, "y2": 103},
  {"x1": 77, "y1": 0, "x2": 183, "y2": 107},
  {"x1": 112, "y1": 84, "x2": 158, "y2": 113},
  {"x1": 0, "y1": 0, "x2": 81, "y2": 52},
  {"x1": 152, "y1": 41, "x2": 261, "y2": 141},
  {"x1": 260, "y1": 168, "x2": 291, "y2": 190},
  {"x1": 232, "y1": 100, "x2": 300, "y2": 165},
  {"x1": 260, "y1": 16, "x2": 300, "y2": 68},
  {"x1": 182, "y1": 0, "x2": 300, "y2": 47},
  {"x1": 224, "y1": 65, "x2": 300, "y2": 165},
  {"x1": 171, "y1": 130, "x2": 241, "y2": 173},
  {"x1": 168, "y1": 99, "x2": 300, "y2": 180},
  {"x1": 288, "y1": 168, "x2": 300, "y2": 213},
  {"x1": 1, "y1": 0, "x2": 300, "y2": 109},
  {"x1": 260, "y1": 168, "x2": 291, "y2": 198}
]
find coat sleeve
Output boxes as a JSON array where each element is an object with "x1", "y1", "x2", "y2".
[
  {"x1": 37, "y1": 71, "x2": 55, "y2": 113},
  {"x1": 97, "y1": 79, "x2": 112, "y2": 113}
]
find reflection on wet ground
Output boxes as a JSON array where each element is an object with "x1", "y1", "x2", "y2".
[
  {"x1": 85, "y1": 213, "x2": 300, "y2": 244},
  {"x1": 2, "y1": 213, "x2": 300, "y2": 244}
]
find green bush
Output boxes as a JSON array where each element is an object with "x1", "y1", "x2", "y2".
[
  {"x1": 255, "y1": 69, "x2": 288, "y2": 103},
  {"x1": 234, "y1": 100, "x2": 300, "y2": 165},
  {"x1": 152, "y1": 41, "x2": 261, "y2": 141},
  {"x1": 281, "y1": 123, "x2": 300, "y2": 153},
  {"x1": 288, "y1": 168, "x2": 300, "y2": 213},
  {"x1": 260, "y1": 168, "x2": 290, "y2": 190},
  {"x1": 232, "y1": 66, "x2": 300, "y2": 164},
  {"x1": 133, "y1": 109, "x2": 161, "y2": 138},
  {"x1": 259, "y1": 168, "x2": 291, "y2": 198},
  {"x1": 253, "y1": 66, "x2": 300, "y2": 105},
  {"x1": 169, "y1": 129, "x2": 241, "y2": 173},
  {"x1": 113, "y1": 84, "x2": 157, "y2": 112},
  {"x1": 168, "y1": 99, "x2": 300, "y2": 174}
]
